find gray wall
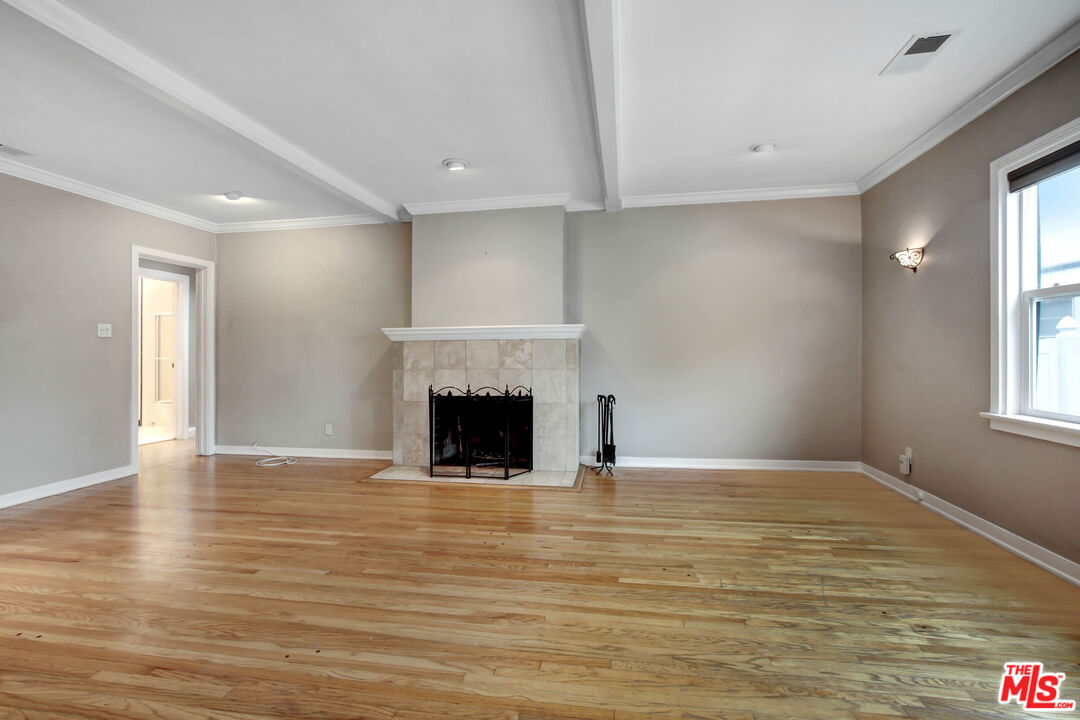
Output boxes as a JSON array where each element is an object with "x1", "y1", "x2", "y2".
[
  {"x1": 567, "y1": 198, "x2": 862, "y2": 461},
  {"x1": 138, "y1": 258, "x2": 197, "y2": 431},
  {"x1": 862, "y1": 51, "x2": 1080, "y2": 563},
  {"x1": 216, "y1": 223, "x2": 411, "y2": 451},
  {"x1": 411, "y1": 207, "x2": 565, "y2": 326},
  {"x1": 0, "y1": 173, "x2": 216, "y2": 493}
]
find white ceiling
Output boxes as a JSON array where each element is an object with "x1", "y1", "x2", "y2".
[{"x1": 2, "y1": 0, "x2": 1079, "y2": 230}]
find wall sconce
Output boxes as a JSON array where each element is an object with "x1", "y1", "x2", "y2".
[{"x1": 889, "y1": 247, "x2": 924, "y2": 273}]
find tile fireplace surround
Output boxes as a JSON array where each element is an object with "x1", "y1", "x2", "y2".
[{"x1": 383, "y1": 325, "x2": 586, "y2": 473}]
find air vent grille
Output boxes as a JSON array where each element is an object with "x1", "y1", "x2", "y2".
[
  {"x1": 905, "y1": 34, "x2": 951, "y2": 56},
  {"x1": 881, "y1": 31, "x2": 955, "y2": 76}
]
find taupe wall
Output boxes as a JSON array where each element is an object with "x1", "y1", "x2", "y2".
[
  {"x1": 138, "y1": 258, "x2": 197, "y2": 431},
  {"x1": 862, "y1": 51, "x2": 1080, "y2": 563},
  {"x1": 216, "y1": 224, "x2": 411, "y2": 451},
  {"x1": 411, "y1": 207, "x2": 565, "y2": 326},
  {"x1": 567, "y1": 198, "x2": 862, "y2": 461},
  {"x1": 0, "y1": 173, "x2": 215, "y2": 494}
]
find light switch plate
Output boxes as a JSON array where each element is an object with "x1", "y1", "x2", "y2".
[{"x1": 97, "y1": 323, "x2": 112, "y2": 338}]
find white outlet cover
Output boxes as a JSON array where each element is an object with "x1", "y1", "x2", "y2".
[
  {"x1": 97, "y1": 323, "x2": 112, "y2": 338},
  {"x1": 324, "y1": 423, "x2": 333, "y2": 436}
]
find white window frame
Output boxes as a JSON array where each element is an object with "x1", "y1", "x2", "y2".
[{"x1": 982, "y1": 117, "x2": 1080, "y2": 448}]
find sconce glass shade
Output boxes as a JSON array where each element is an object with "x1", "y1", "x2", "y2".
[{"x1": 889, "y1": 247, "x2": 924, "y2": 273}]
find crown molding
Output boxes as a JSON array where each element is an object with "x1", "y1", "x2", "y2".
[
  {"x1": 214, "y1": 214, "x2": 384, "y2": 234},
  {"x1": 857, "y1": 19, "x2": 1080, "y2": 192},
  {"x1": 404, "y1": 193, "x2": 601, "y2": 215},
  {"x1": 622, "y1": 183, "x2": 859, "y2": 208},
  {"x1": 3, "y1": 0, "x2": 399, "y2": 223},
  {"x1": 0, "y1": 156, "x2": 217, "y2": 232}
]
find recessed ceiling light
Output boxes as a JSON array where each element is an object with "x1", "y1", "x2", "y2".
[
  {"x1": 441, "y1": 158, "x2": 468, "y2": 171},
  {"x1": 223, "y1": 191, "x2": 243, "y2": 201},
  {"x1": 750, "y1": 142, "x2": 776, "y2": 153}
]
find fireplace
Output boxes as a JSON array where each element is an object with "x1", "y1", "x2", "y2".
[{"x1": 429, "y1": 385, "x2": 532, "y2": 479}]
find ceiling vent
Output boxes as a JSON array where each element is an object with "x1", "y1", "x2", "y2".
[
  {"x1": 0, "y1": 143, "x2": 33, "y2": 158},
  {"x1": 881, "y1": 32, "x2": 955, "y2": 76}
]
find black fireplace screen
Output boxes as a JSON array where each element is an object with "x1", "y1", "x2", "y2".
[{"x1": 429, "y1": 385, "x2": 532, "y2": 479}]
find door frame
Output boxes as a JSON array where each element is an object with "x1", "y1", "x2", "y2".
[
  {"x1": 137, "y1": 267, "x2": 189, "y2": 443},
  {"x1": 131, "y1": 245, "x2": 216, "y2": 463}
]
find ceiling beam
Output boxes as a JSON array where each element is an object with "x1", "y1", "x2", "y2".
[
  {"x1": 580, "y1": 0, "x2": 623, "y2": 211},
  {"x1": 3, "y1": 0, "x2": 400, "y2": 223}
]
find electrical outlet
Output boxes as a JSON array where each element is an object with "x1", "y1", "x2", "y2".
[
  {"x1": 905, "y1": 447, "x2": 913, "y2": 462},
  {"x1": 97, "y1": 323, "x2": 112, "y2": 338},
  {"x1": 324, "y1": 423, "x2": 333, "y2": 436}
]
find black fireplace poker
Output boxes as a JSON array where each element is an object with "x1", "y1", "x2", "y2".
[{"x1": 595, "y1": 394, "x2": 616, "y2": 474}]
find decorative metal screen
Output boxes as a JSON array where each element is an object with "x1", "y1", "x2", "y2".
[{"x1": 429, "y1": 385, "x2": 532, "y2": 479}]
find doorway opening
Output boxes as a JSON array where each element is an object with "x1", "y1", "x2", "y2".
[
  {"x1": 137, "y1": 268, "x2": 188, "y2": 446},
  {"x1": 131, "y1": 246, "x2": 216, "y2": 469}
]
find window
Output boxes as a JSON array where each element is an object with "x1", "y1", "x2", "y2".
[{"x1": 985, "y1": 120, "x2": 1080, "y2": 447}]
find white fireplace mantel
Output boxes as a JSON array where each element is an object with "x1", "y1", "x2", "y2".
[{"x1": 382, "y1": 324, "x2": 586, "y2": 342}]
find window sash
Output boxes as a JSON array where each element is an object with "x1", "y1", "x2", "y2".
[{"x1": 1021, "y1": 284, "x2": 1080, "y2": 424}]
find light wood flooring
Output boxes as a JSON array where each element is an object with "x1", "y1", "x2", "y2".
[{"x1": 0, "y1": 445, "x2": 1077, "y2": 719}]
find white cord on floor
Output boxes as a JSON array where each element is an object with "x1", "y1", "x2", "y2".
[{"x1": 253, "y1": 441, "x2": 298, "y2": 467}]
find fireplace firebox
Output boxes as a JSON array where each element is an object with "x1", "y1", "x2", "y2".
[{"x1": 429, "y1": 385, "x2": 532, "y2": 479}]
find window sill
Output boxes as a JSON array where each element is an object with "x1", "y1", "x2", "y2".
[{"x1": 980, "y1": 412, "x2": 1080, "y2": 449}]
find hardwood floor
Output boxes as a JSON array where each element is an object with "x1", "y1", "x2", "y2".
[{"x1": 0, "y1": 450, "x2": 1077, "y2": 719}]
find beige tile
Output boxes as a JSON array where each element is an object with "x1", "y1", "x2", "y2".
[
  {"x1": 402, "y1": 433, "x2": 429, "y2": 466},
  {"x1": 392, "y1": 443, "x2": 404, "y2": 465},
  {"x1": 392, "y1": 369, "x2": 403, "y2": 401},
  {"x1": 434, "y1": 340, "x2": 466, "y2": 369},
  {"x1": 467, "y1": 368, "x2": 500, "y2": 392},
  {"x1": 401, "y1": 401, "x2": 428, "y2": 435},
  {"x1": 391, "y1": 341, "x2": 404, "y2": 370},
  {"x1": 534, "y1": 436, "x2": 565, "y2": 472},
  {"x1": 532, "y1": 339, "x2": 566, "y2": 369},
  {"x1": 566, "y1": 402, "x2": 579, "y2": 440},
  {"x1": 533, "y1": 369, "x2": 566, "y2": 404},
  {"x1": 564, "y1": 436, "x2": 579, "y2": 471},
  {"x1": 498, "y1": 368, "x2": 532, "y2": 394},
  {"x1": 434, "y1": 368, "x2": 467, "y2": 392},
  {"x1": 466, "y1": 340, "x2": 499, "y2": 369},
  {"x1": 565, "y1": 339, "x2": 579, "y2": 370},
  {"x1": 534, "y1": 403, "x2": 566, "y2": 438},
  {"x1": 404, "y1": 341, "x2": 434, "y2": 369},
  {"x1": 403, "y1": 369, "x2": 434, "y2": 402},
  {"x1": 499, "y1": 339, "x2": 532, "y2": 369},
  {"x1": 565, "y1": 369, "x2": 580, "y2": 403}
]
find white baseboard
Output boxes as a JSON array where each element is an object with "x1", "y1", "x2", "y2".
[
  {"x1": 183, "y1": 426, "x2": 197, "y2": 440},
  {"x1": 215, "y1": 445, "x2": 393, "y2": 460},
  {"x1": 578, "y1": 455, "x2": 861, "y2": 472},
  {"x1": 0, "y1": 464, "x2": 137, "y2": 510},
  {"x1": 860, "y1": 462, "x2": 1080, "y2": 588}
]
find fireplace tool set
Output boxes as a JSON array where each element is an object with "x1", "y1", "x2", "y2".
[{"x1": 595, "y1": 394, "x2": 616, "y2": 474}]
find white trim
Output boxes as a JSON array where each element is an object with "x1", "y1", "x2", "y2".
[
  {"x1": 214, "y1": 214, "x2": 383, "y2": 234},
  {"x1": 382, "y1": 324, "x2": 586, "y2": 341},
  {"x1": 0, "y1": 464, "x2": 136, "y2": 510},
  {"x1": 580, "y1": 0, "x2": 623, "y2": 211},
  {"x1": 137, "y1": 266, "x2": 190, "y2": 443},
  {"x1": 858, "y1": 20, "x2": 1080, "y2": 192},
  {"x1": 577, "y1": 455, "x2": 861, "y2": 472},
  {"x1": 0, "y1": 156, "x2": 215, "y2": 232},
  {"x1": 403, "y1": 194, "x2": 591, "y2": 216},
  {"x1": 185, "y1": 426, "x2": 197, "y2": 440},
  {"x1": 860, "y1": 463, "x2": 1080, "y2": 588},
  {"x1": 622, "y1": 183, "x2": 859, "y2": 208},
  {"x1": 3, "y1": 0, "x2": 399, "y2": 223},
  {"x1": 979, "y1": 412, "x2": 1080, "y2": 449},
  {"x1": 131, "y1": 246, "x2": 216, "y2": 464},
  {"x1": 986, "y1": 117, "x2": 1080, "y2": 444},
  {"x1": 216, "y1": 445, "x2": 392, "y2": 460}
]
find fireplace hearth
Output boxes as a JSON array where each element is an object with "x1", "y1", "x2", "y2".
[{"x1": 429, "y1": 385, "x2": 532, "y2": 479}]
